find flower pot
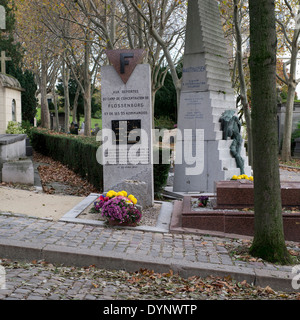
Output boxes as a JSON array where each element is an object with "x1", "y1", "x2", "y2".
[{"x1": 108, "y1": 219, "x2": 137, "y2": 227}]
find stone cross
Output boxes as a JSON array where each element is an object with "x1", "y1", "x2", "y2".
[{"x1": 0, "y1": 51, "x2": 11, "y2": 74}]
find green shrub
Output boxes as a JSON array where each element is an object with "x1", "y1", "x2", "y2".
[
  {"x1": 153, "y1": 147, "x2": 171, "y2": 197},
  {"x1": 154, "y1": 116, "x2": 176, "y2": 130},
  {"x1": 31, "y1": 128, "x2": 103, "y2": 190},
  {"x1": 6, "y1": 121, "x2": 26, "y2": 134},
  {"x1": 30, "y1": 128, "x2": 171, "y2": 195}
]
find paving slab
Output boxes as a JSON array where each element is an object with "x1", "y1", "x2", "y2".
[{"x1": 0, "y1": 212, "x2": 298, "y2": 293}]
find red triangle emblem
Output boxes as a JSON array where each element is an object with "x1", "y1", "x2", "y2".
[{"x1": 106, "y1": 49, "x2": 146, "y2": 84}]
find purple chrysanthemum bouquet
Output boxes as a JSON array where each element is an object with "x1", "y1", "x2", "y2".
[
  {"x1": 94, "y1": 190, "x2": 142, "y2": 225},
  {"x1": 94, "y1": 195, "x2": 109, "y2": 211},
  {"x1": 101, "y1": 196, "x2": 142, "y2": 224}
]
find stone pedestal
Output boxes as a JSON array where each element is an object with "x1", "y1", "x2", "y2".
[
  {"x1": 173, "y1": 0, "x2": 251, "y2": 193},
  {"x1": 216, "y1": 180, "x2": 300, "y2": 209},
  {"x1": 0, "y1": 134, "x2": 34, "y2": 185},
  {"x1": 2, "y1": 159, "x2": 34, "y2": 185}
]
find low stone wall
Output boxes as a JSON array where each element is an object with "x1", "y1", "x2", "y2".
[
  {"x1": 0, "y1": 134, "x2": 33, "y2": 185},
  {"x1": 178, "y1": 196, "x2": 300, "y2": 242},
  {"x1": 215, "y1": 180, "x2": 300, "y2": 209}
]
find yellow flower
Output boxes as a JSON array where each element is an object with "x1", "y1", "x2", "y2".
[
  {"x1": 232, "y1": 175, "x2": 238, "y2": 180},
  {"x1": 128, "y1": 194, "x2": 137, "y2": 204},
  {"x1": 117, "y1": 191, "x2": 124, "y2": 196},
  {"x1": 249, "y1": 176, "x2": 254, "y2": 181},
  {"x1": 107, "y1": 190, "x2": 117, "y2": 198},
  {"x1": 106, "y1": 191, "x2": 113, "y2": 198},
  {"x1": 121, "y1": 190, "x2": 127, "y2": 197}
]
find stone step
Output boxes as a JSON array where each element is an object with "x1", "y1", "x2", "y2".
[
  {"x1": 198, "y1": 2, "x2": 220, "y2": 15},
  {"x1": 202, "y1": 35, "x2": 228, "y2": 51},
  {"x1": 206, "y1": 70, "x2": 232, "y2": 83},
  {"x1": 207, "y1": 79, "x2": 234, "y2": 93},
  {"x1": 205, "y1": 63, "x2": 232, "y2": 76},
  {"x1": 202, "y1": 36, "x2": 228, "y2": 52},
  {"x1": 199, "y1": 18, "x2": 224, "y2": 37},
  {"x1": 206, "y1": 61, "x2": 231, "y2": 74},
  {"x1": 223, "y1": 168, "x2": 241, "y2": 180},
  {"x1": 198, "y1": 8, "x2": 223, "y2": 25},
  {"x1": 221, "y1": 157, "x2": 239, "y2": 169},
  {"x1": 205, "y1": 52, "x2": 231, "y2": 65},
  {"x1": 202, "y1": 29, "x2": 229, "y2": 45},
  {"x1": 209, "y1": 92, "x2": 236, "y2": 103}
]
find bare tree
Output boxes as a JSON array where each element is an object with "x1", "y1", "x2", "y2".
[
  {"x1": 233, "y1": 0, "x2": 253, "y2": 167},
  {"x1": 129, "y1": 0, "x2": 184, "y2": 115},
  {"x1": 276, "y1": 0, "x2": 300, "y2": 162}
]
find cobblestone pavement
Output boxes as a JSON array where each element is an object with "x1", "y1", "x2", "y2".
[
  {"x1": 0, "y1": 213, "x2": 300, "y2": 300},
  {"x1": 0, "y1": 166, "x2": 299, "y2": 300}
]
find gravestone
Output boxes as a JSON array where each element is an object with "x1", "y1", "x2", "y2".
[
  {"x1": 99, "y1": 49, "x2": 154, "y2": 208},
  {"x1": 173, "y1": 0, "x2": 251, "y2": 193}
]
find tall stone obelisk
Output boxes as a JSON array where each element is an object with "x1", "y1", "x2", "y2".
[{"x1": 173, "y1": 0, "x2": 251, "y2": 193}]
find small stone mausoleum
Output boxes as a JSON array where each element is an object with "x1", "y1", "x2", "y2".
[{"x1": 0, "y1": 72, "x2": 23, "y2": 134}]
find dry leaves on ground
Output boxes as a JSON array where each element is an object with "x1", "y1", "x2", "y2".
[{"x1": 33, "y1": 151, "x2": 100, "y2": 197}]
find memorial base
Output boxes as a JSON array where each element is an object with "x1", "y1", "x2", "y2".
[
  {"x1": 216, "y1": 180, "x2": 300, "y2": 209},
  {"x1": 170, "y1": 194, "x2": 300, "y2": 242}
]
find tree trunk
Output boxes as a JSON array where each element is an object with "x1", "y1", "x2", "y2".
[
  {"x1": 52, "y1": 83, "x2": 59, "y2": 132},
  {"x1": 234, "y1": 0, "x2": 253, "y2": 167},
  {"x1": 152, "y1": 90, "x2": 156, "y2": 129},
  {"x1": 83, "y1": 85, "x2": 91, "y2": 136},
  {"x1": 248, "y1": 0, "x2": 291, "y2": 264},
  {"x1": 281, "y1": 29, "x2": 300, "y2": 162},
  {"x1": 40, "y1": 57, "x2": 50, "y2": 129},
  {"x1": 62, "y1": 59, "x2": 70, "y2": 133},
  {"x1": 84, "y1": 40, "x2": 91, "y2": 136},
  {"x1": 72, "y1": 85, "x2": 80, "y2": 125},
  {"x1": 281, "y1": 82, "x2": 296, "y2": 161}
]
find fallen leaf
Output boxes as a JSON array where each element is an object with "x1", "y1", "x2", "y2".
[
  {"x1": 264, "y1": 286, "x2": 275, "y2": 294},
  {"x1": 164, "y1": 290, "x2": 174, "y2": 295}
]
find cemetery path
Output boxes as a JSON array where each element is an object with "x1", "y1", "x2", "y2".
[
  {"x1": 0, "y1": 214, "x2": 300, "y2": 299},
  {"x1": 0, "y1": 186, "x2": 85, "y2": 220},
  {"x1": 0, "y1": 162, "x2": 299, "y2": 299}
]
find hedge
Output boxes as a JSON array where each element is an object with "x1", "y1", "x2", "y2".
[
  {"x1": 30, "y1": 128, "x2": 171, "y2": 194},
  {"x1": 31, "y1": 128, "x2": 103, "y2": 190}
]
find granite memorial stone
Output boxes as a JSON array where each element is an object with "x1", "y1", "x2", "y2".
[{"x1": 99, "y1": 49, "x2": 154, "y2": 208}]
